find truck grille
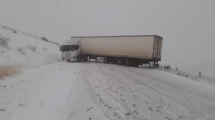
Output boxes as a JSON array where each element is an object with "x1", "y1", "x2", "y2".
[{"x1": 65, "y1": 52, "x2": 71, "y2": 58}]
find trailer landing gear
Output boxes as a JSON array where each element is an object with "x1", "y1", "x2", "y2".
[
  {"x1": 154, "y1": 64, "x2": 159, "y2": 68},
  {"x1": 153, "y1": 60, "x2": 159, "y2": 68}
]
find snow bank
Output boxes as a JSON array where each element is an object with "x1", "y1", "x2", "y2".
[
  {"x1": 0, "y1": 25, "x2": 60, "y2": 67},
  {"x1": 161, "y1": 68, "x2": 215, "y2": 85},
  {"x1": 0, "y1": 62, "x2": 80, "y2": 120}
]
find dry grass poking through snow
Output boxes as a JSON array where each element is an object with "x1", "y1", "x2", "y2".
[
  {"x1": 0, "y1": 35, "x2": 10, "y2": 48},
  {"x1": 0, "y1": 65, "x2": 21, "y2": 80}
]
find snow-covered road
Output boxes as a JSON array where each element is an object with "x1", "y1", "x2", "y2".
[
  {"x1": 1, "y1": 62, "x2": 215, "y2": 120},
  {"x1": 59, "y1": 62, "x2": 215, "y2": 120}
]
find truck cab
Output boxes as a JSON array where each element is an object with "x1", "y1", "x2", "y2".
[{"x1": 60, "y1": 42, "x2": 80, "y2": 62}]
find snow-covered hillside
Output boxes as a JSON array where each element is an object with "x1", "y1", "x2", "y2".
[{"x1": 0, "y1": 25, "x2": 60, "y2": 66}]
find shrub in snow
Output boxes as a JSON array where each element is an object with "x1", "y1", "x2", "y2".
[
  {"x1": 0, "y1": 108, "x2": 6, "y2": 111},
  {"x1": 0, "y1": 65, "x2": 21, "y2": 79},
  {"x1": 43, "y1": 47, "x2": 48, "y2": 51},
  {"x1": 0, "y1": 35, "x2": 10, "y2": 48},
  {"x1": 50, "y1": 41, "x2": 60, "y2": 46},
  {"x1": 29, "y1": 45, "x2": 37, "y2": 51},
  {"x1": 54, "y1": 42, "x2": 60, "y2": 46},
  {"x1": 17, "y1": 47, "x2": 26, "y2": 55},
  {"x1": 41, "y1": 37, "x2": 49, "y2": 43},
  {"x1": 0, "y1": 51, "x2": 5, "y2": 54},
  {"x1": 163, "y1": 65, "x2": 171, "y2": 69}
]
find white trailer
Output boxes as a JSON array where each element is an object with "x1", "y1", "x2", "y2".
[{"x1": 60, "y1": 35, "x2": 163, "y2": 67}]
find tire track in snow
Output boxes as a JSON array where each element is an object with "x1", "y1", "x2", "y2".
[
  {"x1": 113, "y1": 65, "x2": 215, "y2": 120},
  {"x1": 84, "y1": 63, "x2": 161, "y2": 120}
]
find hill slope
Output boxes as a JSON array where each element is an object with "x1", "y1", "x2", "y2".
[{"x1": 0, "y1": 25, "x2": 60, "y2": 67}]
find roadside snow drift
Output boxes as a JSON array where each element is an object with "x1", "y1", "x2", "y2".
[
  {"x1": 0, "y1": 62, "x2": 80, "y2": 120},
  {"x1": 0, "y1": 25, "x2": 60, "y2": 66}
]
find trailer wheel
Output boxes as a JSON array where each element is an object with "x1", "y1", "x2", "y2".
[
  {"x1": 110, "y1": 57, "x2": 117, "y2": 64},
  {"x1": 77, "y1": 57, "x2": 81, "y2": 62},
  {"x1": 83, "y1": 59, "x2": 87, "y2": 62},
  {"x1": 135, "y1": 63, "x2": 139, "y2": 67},
  {"x1": 116, "y1": 58, "x2": 124, "y2": 65},
  {"x1": 104, "y1": 57, "x2": 108, "y2": 63},
  {"x1": 124, "y1": 58, "x2": 132, "y2": 66},
  {"x1": 107, "y1": 57, "x2": 111, "y2": 64},
  {"x1": 82, "y1": 56, "x2": 88, "y2": 62},
  {"x1": 132, "y1": 59, "x2": 139, "y2": 67}
]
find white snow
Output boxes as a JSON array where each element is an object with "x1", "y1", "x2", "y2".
[
  {"x1": 1, "y1": 61, "x2": 215, "y2": 120},
  {"x1": 0, "y1": 25, "x2": 60, "y2": 66},
  {"x1": 58, "y1": 63, "x2": 215, "y2": 120},
  {"x1": 161, "y1": 68, "x2": 215, "y2": 86},
  {"x1": 0, "y1": 25, "x2": 64, "y2": 120},
  {"x1": 0, "y1": 62, "x2": 80, "y2": 120},
  {"x1": 1, "y1": 25, "x2": 215, "y2": 120}
]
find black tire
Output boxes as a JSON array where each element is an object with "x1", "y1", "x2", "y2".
[
  {"x1": 116, "y1": 58, "x2": 124, "y2": 65},
  {"x1": 107, "y1": 57, "x2": 111, "y2": 64},
  {"x1": 132, "y1": 59, "x2": 139, "y2": 67},
  {"x1": 77, "y1": 57, "x2": 81, "y2": 62},
  {"x1": 104, "y1": 57, "x2": 108, "y2": 63},
  {"x1": 154, "y1": 64, "x2": 159, "y2": 68},
  {"x1": 133, "y1": 62, "x2": 139, "y2": 67},
  {"x1": 83, "y1": 59, "x2": 87, "y2": 62},
  {"x1": 111, "y1": 57, "x2": 117, "y2": 64},
  {"x1": 125, "y1": 59, "x2": 132, "y2": 66}
]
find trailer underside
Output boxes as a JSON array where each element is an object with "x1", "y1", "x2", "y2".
[{"x1": 73, "y1": 54, "x2": 160, "y2": 67}]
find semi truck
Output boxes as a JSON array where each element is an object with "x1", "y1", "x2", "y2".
[{"x1": 60, "y1": 35, "x2": 163, "y2": 67}]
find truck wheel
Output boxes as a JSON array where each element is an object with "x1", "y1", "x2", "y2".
[
  {"x1": 77, "y1": 57, "x2": 81, "y2": 62},
  {"x1": 104, "y1": 57, "x2": 108, "y2": 63},
  {"x1": 153, "y1": 61, "x2": 159, "y2": 67},
  {"x1": 81, "y1": 55, "x2": 88, "y2": 62},
  {"x1": 83, "y1": 58, "x2": 87, "y2": 62}
]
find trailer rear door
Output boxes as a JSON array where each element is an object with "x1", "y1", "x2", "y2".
[{"x1": 153, "y1": 36, "x2": 163, "y2": 60}]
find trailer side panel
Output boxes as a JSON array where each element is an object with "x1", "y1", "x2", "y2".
[{"x1": 78, "y1": 36, "x2": 155, "y2": 59}]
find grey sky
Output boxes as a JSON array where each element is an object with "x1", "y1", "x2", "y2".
[{"x1": 0, "y1": 0, "x2": 215, "y2": 78}]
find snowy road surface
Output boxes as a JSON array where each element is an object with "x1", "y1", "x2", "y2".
[
  {"x1": 1, "y1": 62, "x2": 215, "y2": 120},
  {"x1": 59, "y1": 62, "x2": 215, "y2": 120}
]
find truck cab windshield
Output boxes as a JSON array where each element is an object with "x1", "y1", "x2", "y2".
[{"x1": 60, "y1": 45, "x2": 79, "y2": 51}]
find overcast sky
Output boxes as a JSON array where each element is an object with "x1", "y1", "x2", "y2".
[{"x1": 0, "y1": 0, "x2": 215, "y2": 78}]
